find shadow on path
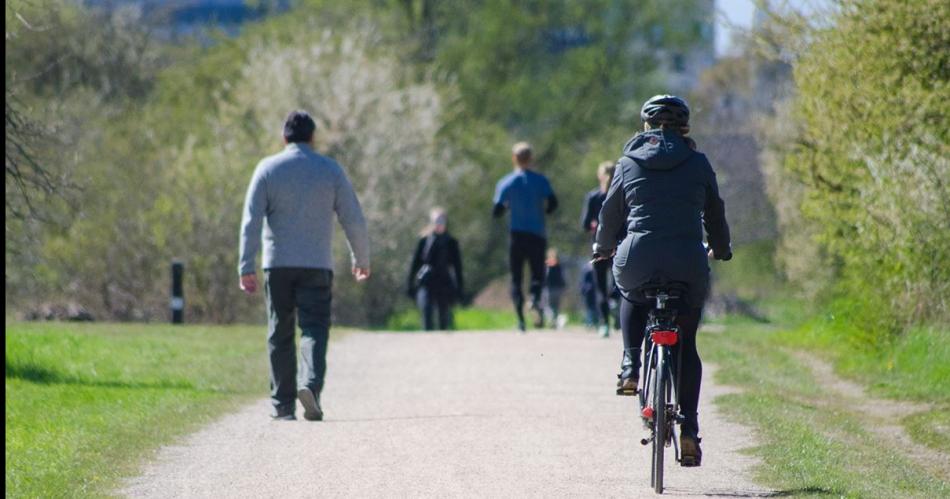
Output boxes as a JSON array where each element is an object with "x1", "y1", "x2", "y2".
[{"x1": 664, "y1": 486, "x2": 836, "y2": 497}]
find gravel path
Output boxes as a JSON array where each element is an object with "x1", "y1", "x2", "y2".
[{"x1": 122, "y1": 329, "x2": 774, "y2": 498}]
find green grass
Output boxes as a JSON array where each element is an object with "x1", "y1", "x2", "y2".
[
  {"x1": 776, "y1": 320, "x2": 950, "y2": 404},
  {"x1": 904, "y1": 409, "x2": 950, "y2": 454},
  {"x1": 5, "y1": 321, "x2": 276, "y2": 498},
  {"x1": 710, "y1": 240, "x2": 784, "y2": 303},
  {"x1": 701, "y1": 317, "x2": 949, "y2": 498},
  {"x1": 384, "y1": 307, "x2": 520, "y2": 331}
]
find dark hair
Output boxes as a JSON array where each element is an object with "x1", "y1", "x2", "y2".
[{"x1": 283, "y1": 110, "x2": 316, "y2": 143}]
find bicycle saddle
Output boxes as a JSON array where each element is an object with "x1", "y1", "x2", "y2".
[{"x1": 639, "y1": 281, "x2": 690, "y2": 300}]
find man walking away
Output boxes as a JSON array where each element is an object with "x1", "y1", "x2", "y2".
[
  {"x1": 238, "y1": 110, "x2": 371, "y2": 421},
  {"x1": 493, "y1": 142, "x2": 558, "y2": 332}
]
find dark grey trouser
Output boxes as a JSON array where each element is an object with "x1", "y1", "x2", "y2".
[
  {"x1": 593, "y1": 258, "x2": 613, "y2": 328},
  {"x1": 546, "y1": 287, "x2": 564, "y2": 318},
  {"x1": 264, "y1": 267, "x2": 333, "y2": 412}
]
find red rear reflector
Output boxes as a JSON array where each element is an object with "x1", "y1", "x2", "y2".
[
  {"x1": 651, "y1": 330, "x2": 679, "y2": 345},
  {"x1": 642, "y1": 407, "x2": 654, "y2": 419}
]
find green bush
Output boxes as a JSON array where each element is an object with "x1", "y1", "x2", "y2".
[{"x1": 771, "y1": 0, "x2": 950, "y2": 334}]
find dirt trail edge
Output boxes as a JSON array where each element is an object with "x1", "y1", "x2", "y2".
[{"x1": 122, "y1": 330, "x2": 775, "y2": 498}]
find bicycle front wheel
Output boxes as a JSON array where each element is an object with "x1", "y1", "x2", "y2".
[{"x1": 652, "y1": 347, "x2": 668, "y2": 494}]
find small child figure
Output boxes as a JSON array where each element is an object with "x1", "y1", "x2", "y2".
[
  {"x1": 579, "y1": 261, "x2": 598, "y2": 328},
  {"x1": 544, "y1": 248, "x2": 568, "y2": 329}
]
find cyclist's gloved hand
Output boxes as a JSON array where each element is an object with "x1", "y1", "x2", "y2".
[{"x1": 591, "y1": 243, "x2": 616, "y2": 263}]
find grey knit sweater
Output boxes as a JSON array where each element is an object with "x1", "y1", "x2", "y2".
[{"x1": 238, "y1": 143, "x2": 370, "y2": 275}]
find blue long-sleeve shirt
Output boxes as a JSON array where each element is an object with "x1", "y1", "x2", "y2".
[{"x1": 492, "y1": 169, "x2": 557, "y2": 238}]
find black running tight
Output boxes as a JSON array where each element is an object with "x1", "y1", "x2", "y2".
[
  {"x1": 508, "y1": 231, "x2": 546, "y2": 315},
  {"x1": 592, "y1": 258, "x2": 613, "y2": 328},
  {"x1": 620, "y1": 298, "x2": 703, "y2": 434}
]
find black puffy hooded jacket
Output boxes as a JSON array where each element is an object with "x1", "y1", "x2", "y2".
[{"x1": 594, "y1": 129, "x2": 731, "y2": 306}]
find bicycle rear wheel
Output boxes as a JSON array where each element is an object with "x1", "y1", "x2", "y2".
[{"x1": 652, "y1": 347, "x2": 669, "y2": 494}]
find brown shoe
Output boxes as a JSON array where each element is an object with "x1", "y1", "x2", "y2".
[
  {"x1": 615, "y1": 347, "x2": 640, "y2": 395},
  {"x1": 680, "y1": 433, "x2": 702, "y2": 467},
  {"x1": 616, "y1": 376, "x2": 638, "y2": 395}
]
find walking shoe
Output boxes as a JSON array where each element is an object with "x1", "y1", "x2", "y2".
[
  {"x1": 598, "y1": 325, "x2": 610, "y2": 338},
  {"x1": 616, "y1": 347, "x2": 640, "y2": 395},
  {"x1": 270, "y1": 406, "x2": 296, "y2": 421},
  {"x1": 531, "y1": 305, "x2": 544, "y2": 328},
  {"x1": 517, "y1": 319, "x2": 527, "y2": 333},
  {"x1": 679, "y1": 432, "x2": 702, "y2": 467},
  {"x1": 297, "y1": 388, "x2": 323, "y2": 421}
]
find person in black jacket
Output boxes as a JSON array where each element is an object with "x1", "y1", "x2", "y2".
[
  {"x1": 408, "y1": 208, "x2": 464, "y2": 331},
  {"x1": 593, "y1": 95, "x2": 732, "y2": 467},
  {"x1": 580, "y1": 161, "x2": 619, "y2": 338}
]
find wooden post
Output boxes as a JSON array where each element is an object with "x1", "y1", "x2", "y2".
[{"x1": 171, "y1": 260, "x2": 184, "y2": 324}]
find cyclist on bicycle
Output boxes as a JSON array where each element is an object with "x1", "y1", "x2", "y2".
[{"x1": 593, "y1": 95, "x2": 732, "y2": 466}]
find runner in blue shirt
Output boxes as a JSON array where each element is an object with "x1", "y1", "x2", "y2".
[{"x1": 493, "y1": 142, "x2": 558, "y2": 331}]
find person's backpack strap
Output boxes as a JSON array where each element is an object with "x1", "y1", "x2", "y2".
[{"x1": 421, "y1": 234, "x2": 436, "y2": 263}]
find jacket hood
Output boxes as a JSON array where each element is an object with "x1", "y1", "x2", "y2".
[{"x1": 622, "y1": 129, "x2": 694, "y2": 171}]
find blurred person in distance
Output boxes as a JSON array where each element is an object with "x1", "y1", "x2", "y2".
[
  {"x1": 544, "y1": 248, "x2": 568, "y2": 330},
  {"x1": 492, "y1": 141, "x2": 558, "y2": 332},
  {"x1": 407, "y1": 207, "x2": 464, "y2": 331},
  {"x1": 580, "y1": 160, "x2": 620, "y2": 338}
]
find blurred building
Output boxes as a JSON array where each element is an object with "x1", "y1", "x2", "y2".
[
  {"x1": 82, "y1": 0, "x2": 290, "y2": 39},
  {"x1": 657, "y1": 2, "x2": 718, "y2": 93}
]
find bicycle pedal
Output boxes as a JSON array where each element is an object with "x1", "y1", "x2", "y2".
[{"x1": 615, "y1": 387, "x2": 638, "y2": 396}]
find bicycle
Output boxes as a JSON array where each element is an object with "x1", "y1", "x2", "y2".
[
  {"x1": 636, "y1": 282, "x2": 690, "y2": 495},
  {"x1": 590, "y1": 254, "x2": 692, "y2": 494}
]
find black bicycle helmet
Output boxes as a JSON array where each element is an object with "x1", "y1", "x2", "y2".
[{"x1": 640, "y1": 94, "x2": 690, "y2": 126}]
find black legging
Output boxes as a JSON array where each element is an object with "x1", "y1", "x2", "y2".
[
  {"x1": 620, "y1": 298, "x2": 703, "y2": 434},
  {"x1": 417, "y1": 287, "x2": 453, "y2": 331},
  {"x1": 508, "y1": 231, "x2": 546, "y2": 317},
  {"x1": 593, "y1": 258, "x2": 613, "y2": 328}
]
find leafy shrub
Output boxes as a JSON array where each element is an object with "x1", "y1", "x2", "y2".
[{"x1": 769, "y1": 0, "x2": 950, "y2": 332}]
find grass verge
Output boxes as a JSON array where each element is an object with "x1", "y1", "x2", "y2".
[
  {"x1": 384, "y1": 306, "x2": 520, "y2": 331},
  {"x1": 777, "y1": 320, "x2": 950, "y2": 405},
  {"x1": 5, "y1": 321, "x2": 278, "y2": 498},
  {"x1": 700, "y1": 317, "x2": 949, "y2": 498},
  {"x1": 903, "y1": 409, "x2": 950, "y2": 454}
]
